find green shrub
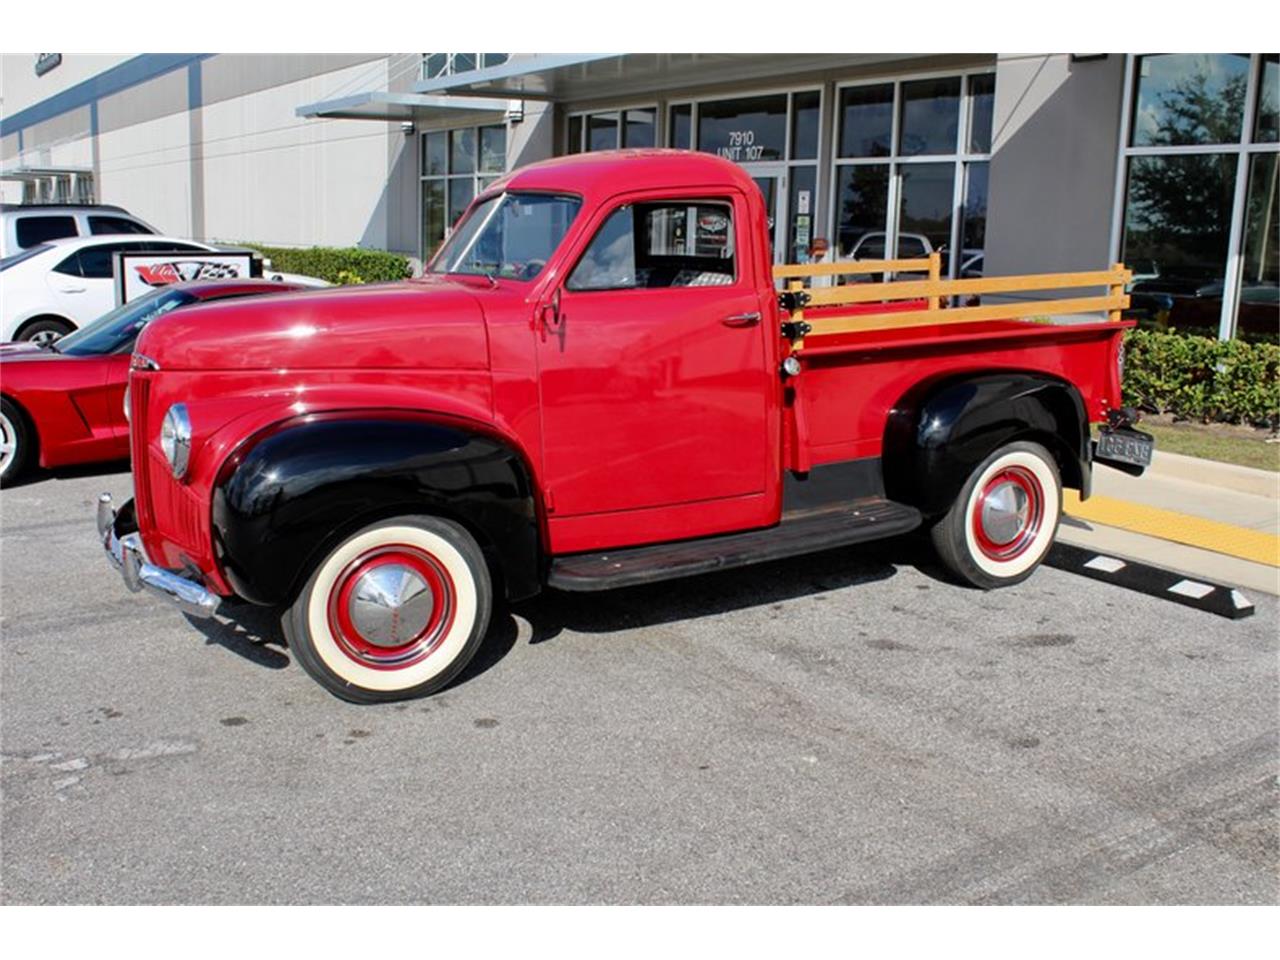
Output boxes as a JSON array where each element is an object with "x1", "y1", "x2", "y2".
[
  {"x1": 1123, "y1": 327, "x2": 1280, "y2": 426},
  {"x1": 240, "y1": 243, "x2": 411, "y2": 284}
]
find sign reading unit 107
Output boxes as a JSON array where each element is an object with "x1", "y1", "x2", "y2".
[{"x1": 717, "y1": 130, "x2": 767, "y2": 162}]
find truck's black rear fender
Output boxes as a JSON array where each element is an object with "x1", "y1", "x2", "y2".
[
  {"x1": 212, "y1": 413, "x2": 541, "y2": 606},
  {"x1": 882, "y1": 372, "x2": 1090, "y2": 519}
]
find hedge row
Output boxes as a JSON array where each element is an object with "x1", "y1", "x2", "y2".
[
  {"x1": 1122, "y1": 327, "x2": 1280, "y2": 426},
  {"x1": 241, "y1": 244, "x2": 412, "y2": 285}
]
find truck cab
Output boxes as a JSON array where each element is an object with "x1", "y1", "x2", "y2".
[{"x1": 98, "y1": 150, "x2": 1149, "y2": 703}]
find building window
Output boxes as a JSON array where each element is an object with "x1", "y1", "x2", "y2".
[
  {"x1": 662, "y1": 89, "x2": 823, "y2": 265},
  {"x1": 565, "y1": 107, "x2": 657, "y2": 153},
  {"x1": 831, "y1": 71, "x2": 994, "y2": 277},
  {"x1": 422, "y1": 53, "x2": 508, "y2": 80},
  {"x1": 1116, "y1": 53, "x2": 1279, "y2": 339},
  {"x1": 421, "y1": 123, "x2": 507, "y2": 260}
]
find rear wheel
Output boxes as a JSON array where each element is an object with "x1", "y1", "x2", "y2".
[
  {"x1": 0, "y1": 397, "x2": 34, "y2": 485},
  {"x1": 282, "y1": 515, "x2": 492, "y2": 703},
  {"x1": 930, "y1": 440, "x2": 1061, "y2": 589},
  {"x1": 17, "y1": 317, "x2": 75, "y2": 346}
]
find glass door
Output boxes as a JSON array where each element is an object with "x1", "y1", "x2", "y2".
[{"x1": 748, "y1": 164, "x2": 788, "y2": 265}]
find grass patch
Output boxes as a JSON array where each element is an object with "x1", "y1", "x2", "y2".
[{"x1": 1117, "y1": 416, "x2": 1280, "y2": 472}]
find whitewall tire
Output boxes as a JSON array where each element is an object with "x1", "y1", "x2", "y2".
[
  {"x1": 930, "y1": 440, "x2": 1062, "y2": 589},
  {"x1": 282, "y1": 516, "x2": 492, "y2": 703}
]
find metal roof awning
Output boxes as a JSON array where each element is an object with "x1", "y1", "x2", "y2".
[
  {"x1": 411, "y1": 53, "x2": 934, "y2": 102},
  {"x1": 296, "y1": 90, "x2": 512, "y2": 122}
]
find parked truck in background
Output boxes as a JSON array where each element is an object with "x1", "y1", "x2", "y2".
[{"x1": 97, "y1": 149, "x2": 1152, "y2": 703}]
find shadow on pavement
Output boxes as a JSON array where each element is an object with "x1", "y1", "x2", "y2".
[
  {"x1": 184, "y1": 603, "x2": 291, "y2": 670},
  {"x1": 2, "y1": 458, "x2": 131, "y2": 489},
  {"x1": 183, "y1": 533, "x2": 955, "y2": 692}
]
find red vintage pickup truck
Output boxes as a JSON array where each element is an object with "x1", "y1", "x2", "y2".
[{"x1": 98, "y1": 149, "x2": 1151, "y2": 703}]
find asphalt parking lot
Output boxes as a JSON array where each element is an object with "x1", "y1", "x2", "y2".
[{"x1": 1, "y1": 466, "x2": 1277, "y2": 905}]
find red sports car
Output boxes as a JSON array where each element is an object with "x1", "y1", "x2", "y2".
[{"x1": 1, "y1": 279, "x2": 306, "y2": 483}]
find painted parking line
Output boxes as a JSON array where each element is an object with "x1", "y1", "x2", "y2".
[
  {"x1": 1047, "y1": 542, "x2": 1255, "y2": 620},
  {"x1": 1064, "y1": 490, "x2": 1280, "y2": 568}
]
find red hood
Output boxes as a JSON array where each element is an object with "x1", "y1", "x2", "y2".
[{"x1": 134, "y1": 277, "x2": 493, "y2": 371}]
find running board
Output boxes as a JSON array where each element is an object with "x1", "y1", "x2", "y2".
[{"x1": 548, "y1": 499, "x2": 922, "y2": 592}]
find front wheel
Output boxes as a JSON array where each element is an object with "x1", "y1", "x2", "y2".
[
  {"x1": 17, "y1": 317, "x2": 75, "y2": 346},
  {"x1": 930, "y1": 440, "x2": 1062, "y2": 589},
  {"x1": 282, "y1": 516, "x2": 492, "y2": 703},
  {"x1": 0, "y1": 397, "x2": 34, "y2": 485}
]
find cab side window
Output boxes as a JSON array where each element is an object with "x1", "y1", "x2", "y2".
[
  {"x1": 16, "y1": 215, "x2": 77, "y2": 248},
  {"x1": 88, "y1": 215, "x2": 152, "y2": 235},
  {"x1": 568, "y1": 200, "x2": 735, "y2": 291}
]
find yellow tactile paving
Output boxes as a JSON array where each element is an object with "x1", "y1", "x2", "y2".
[{"x1": 1064, "y1": 490, "x2": 1280, "y2": 568}]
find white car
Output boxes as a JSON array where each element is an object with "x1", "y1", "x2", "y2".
[
  {"x1": 0, "y1": 234, "x2": 243, "y2": 344},
  {"x1": 0, "y1": 203, "x2": 157, "y2": 258}
]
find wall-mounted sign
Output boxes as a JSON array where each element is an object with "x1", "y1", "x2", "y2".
[
  {"x1": 35, "y1": 54, "x2": 62, "y2": 77},
  {"x1": 113, "y1": 250, "x2": 253, "y2": 306}
]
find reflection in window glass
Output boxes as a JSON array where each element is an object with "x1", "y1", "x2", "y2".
[
  {"x1": 450, "y1": 128, "x2": 476, "y2": 174},
  {"x1": 1131, "y1": 54, "x2": 1250, "y2": 147},
  {"x1": 1236, "y1": 153, "x2": 1279, "y2": 340},
  {"x1": 968, "y1": 74, "x2": 995, "y2": 153},
  {"x1": 899, "y1": 77, "x2": 960, "y2": 156},
  {"x1": 1122, "y1": 153, "x2": 1237, "y2": 336},
  {"x1": 669, "y1": 104, "x2": 692, "y2": 149},
  {"x1": 424, "y1": 53, "x2": 447, "y2": 79},
  {"x1": 960, "y1": 162, "x2": 989, "y2": 275},
  {"x1": 624, "y1": 109, "x2": 656, "y2": 148},
  {"x1": 453, "y1": 54, "x2": 477, "y2": 73},
  {"x1": 423, "y1": 180, "x2": 446, "y2": 257},
  {"x1": 481, "y1": 53, "x2": 509, "y2": 68},
  {"x1": 834, "y1": 164, "x2": 889, "y2": 259},
  {"x1": 449, "y1": 178, "x2": 475, "y2": 228},
  {"x1": 791, "y1": 90, "x2": 820, "y2": 160},
  {"x1": 433, "y1": 193, "x2": 581, "y2": 281},
  {"x1": 479, "y1": 125, "x2": 506, "y2": 173},
  {"x1": 589, "y1": 113, "x2": 619, "y2": 151},
  {"x1": 898, "y1": 163, "x2": 954, "y2": 270},
  {"x1": 568, "y1": 202, "x2": 735, "y2": 290},
  {"x1": 697, "y1": 94, "x2": 787, "y2": 162},
  {"x1": 569, "y1": 207, "x2": 635, "y2": 289},
  {"x1": 567, "y1": 115, "x2": 583, "y2": 154},
  {"x1": 1255, "y1": 55, "x2": 1278, "y2": 143},
  {"x1": 422, "y1": 131, "x2": 447, "y2": 176},
  {"x1": 838, "y1": 84, "x2": 893, "y2": 158}
]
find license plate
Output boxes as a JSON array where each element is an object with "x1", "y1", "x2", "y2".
[{"x1": 1096, "y1": 428, "x2": 1154, "y2": 467}]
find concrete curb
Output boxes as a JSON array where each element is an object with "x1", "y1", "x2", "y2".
[{"x1": 1146, "y1": 449, "x2": 1279, "y2": 500}]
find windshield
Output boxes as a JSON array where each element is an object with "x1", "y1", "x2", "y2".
[
  {"x1": 54, "y1": 286, "x2": 197, "y2": 356},
  {"x1": 429, "y1": 192, "x2": 581, "y2": 282},
  {"x1": 0, "y1": 244, "x2": 50, "y2": 272}
]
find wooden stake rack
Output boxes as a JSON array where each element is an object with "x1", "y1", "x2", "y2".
[{"x1": 771, "y1": 254, "x2": 1132, "y2": 349}]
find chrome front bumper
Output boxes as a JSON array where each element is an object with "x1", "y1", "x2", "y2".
[{"x1": 97, "y1": 493, "x2": 219, "y2": 619}]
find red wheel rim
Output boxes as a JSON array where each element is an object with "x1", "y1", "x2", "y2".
[
  {"x1": 326, "y1": 544, "x2": 456, "y2": 670},
  {"x1": 971, "y1": 466, "x2": 1044, "y2": 562}
]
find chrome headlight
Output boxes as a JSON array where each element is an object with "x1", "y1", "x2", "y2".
[{"x1": 160, "y1": 403, "x2": 191, "y2": 479}]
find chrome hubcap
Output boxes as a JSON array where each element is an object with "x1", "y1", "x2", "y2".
[
  {"x1": 30, "y1": 329, "x2": 62, "y2": 346},
  {"x1": 980, "y1": 480, "x2": 1031, "y2": 545},
  {"x1": 0, "y1": 411, "x2": 16, "y2": 472},
  {"x1": 347, "y1": 563, "x2": 436, "y2": 647}
]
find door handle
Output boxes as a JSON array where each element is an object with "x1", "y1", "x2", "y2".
[
  {"x1": 58, "y1": 285, "x2": 86, "y2": 294},
  {"x1": 722, "y1": 311, "x2": 761, "y2": 327}
]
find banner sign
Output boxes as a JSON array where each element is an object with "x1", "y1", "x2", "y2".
[{"x1": 114, "y1": 251, "x2": 253, "y2": 305}]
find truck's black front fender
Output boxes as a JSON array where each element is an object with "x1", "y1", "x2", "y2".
[
  {"x1": 212, "y1": 413, "x2": 541, "y2": 606},
  {"x1": 882, "y1": 372, "x2": 1090, "y2": 519}
]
